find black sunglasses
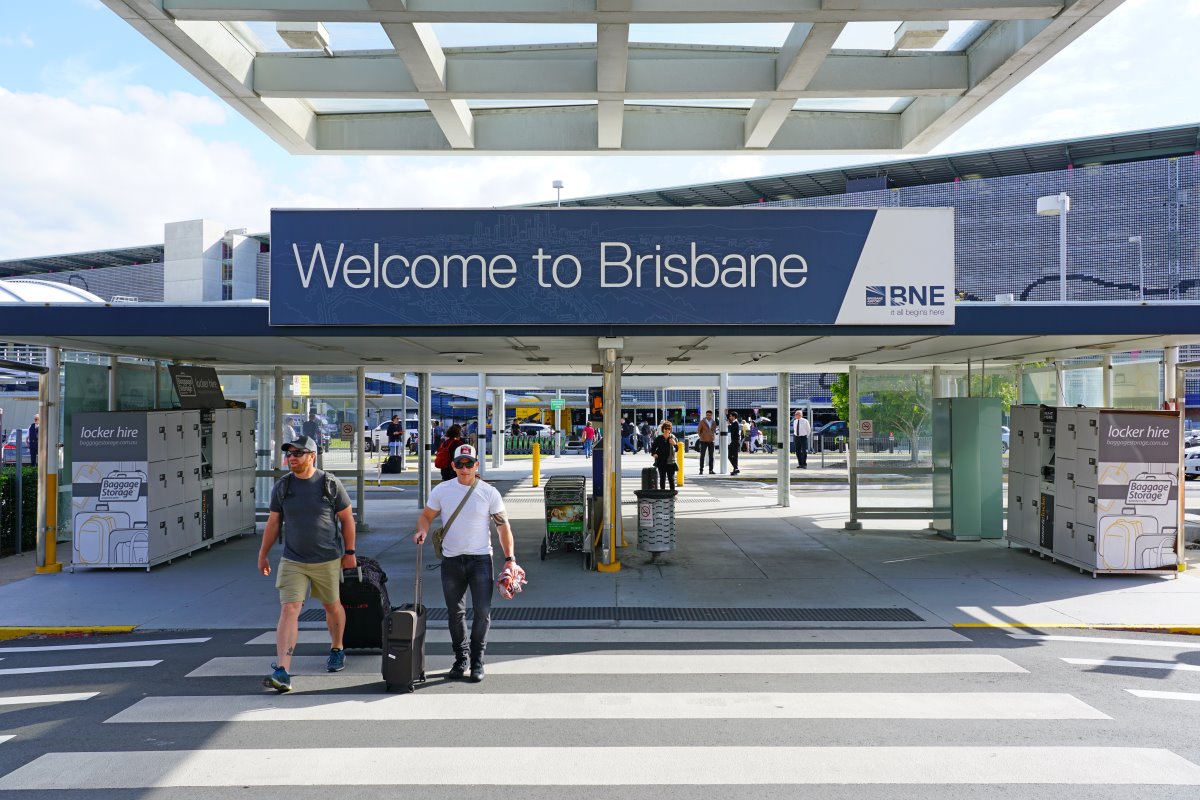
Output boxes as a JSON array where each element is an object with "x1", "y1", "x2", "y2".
[
  {"x1": 286, "y1": 450, "x2": 312, "y2": 457},
  {"x1": 453, "y1": 461, "x2": 476, "y2": 469}
]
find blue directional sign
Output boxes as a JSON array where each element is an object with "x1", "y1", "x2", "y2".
[{"x1": 269, "y1": 207, "x2": 954, "y2": 326}]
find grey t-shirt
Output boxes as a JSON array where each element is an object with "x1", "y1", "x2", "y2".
[{"x1": 268, "y1": 470, "x2": 351, "y2": 564}]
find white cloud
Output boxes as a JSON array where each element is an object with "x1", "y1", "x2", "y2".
[
  {"x1": 0, "y1": 32, "x2": 34, "y2": 48},
  {"x1": 0, "y1": 87, "x2": 272, "y2": 258}
]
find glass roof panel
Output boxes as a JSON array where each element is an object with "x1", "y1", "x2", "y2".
[
  {"x1": 431, "y1": 24, "x2": 596, "y2": 47},
  {"x1": 630, "y1": 24, "x2": 791, "y2": 47}
]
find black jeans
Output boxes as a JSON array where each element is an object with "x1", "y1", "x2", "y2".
[
  {"x1": 697, "y1": 441, "x2": 714, "y2": 472},
  {"x1": 656, "y1": 464, "x2": 677, "y2": 491},
  {"x1": 440, "y1": 553, "x2": 494, "y2": 664}
]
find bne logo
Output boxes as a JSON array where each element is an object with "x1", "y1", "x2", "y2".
[{"x1": 865, "y1": 285, "x2": 946, "y2": 307}]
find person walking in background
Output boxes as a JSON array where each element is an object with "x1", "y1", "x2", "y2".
[
  {"x1": 791, "y1": 409, "x2": 810, "y2": 469},
  {"x1": 582, "y1": 421, "x2": 596, "y2": 458},
  {"x1": 726, "y1": 411, "x2": 742, "y2": 475},
  {"x1": 748, "y1": 421, "x2": 761, "y2": 453},
  {"x1": 431, "y1": 419, "x2": 444, "y2": 455},
  {"x1": 258, "y1": 435, "x2": 356, "y2": 693},
  {"x1": 27, "y1": 413, "x2": 38, "y2": 467},
  {"x1": 651, "y1": 421, "x2": 679, "y2": 491},
  {"x1": 435, "y1": 424, "x2": 465, "y2": 481},
  {"x1": 621, "y1": 417, "x2": 637, "y2": 454},
  {"x1": 696, "y1": 410, "x2": 716, "y2": 475},
  {"x1": 413, "y1": 444, "x2": 520, "y2": 684}
]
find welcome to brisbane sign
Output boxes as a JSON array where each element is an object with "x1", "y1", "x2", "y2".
[{"x1": 269, "y1": 208, "x2": 954, "y2": 326}]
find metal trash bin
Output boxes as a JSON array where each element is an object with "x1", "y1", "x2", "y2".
[
  {"x1": 541, "y1": 475, "x2": 587, "y2": 561},
  {"x1": 635, "y1": 488, "x2": 677, "y2": 558}
]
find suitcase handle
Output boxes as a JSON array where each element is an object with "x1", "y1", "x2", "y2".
[
  {"x1": 414, "y1": 541, "x2": 423, "y2": 608},
  {"x1": 341, "y1": 566, "x2": 363, "y2": 584}
]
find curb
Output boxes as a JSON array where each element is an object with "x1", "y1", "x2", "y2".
[
  {"x1": 953, "y1": 623, "x2": 1200, "y2": 636},
  {"x1": 0, "y1": 625, "x2": 138, "y2": 642}
]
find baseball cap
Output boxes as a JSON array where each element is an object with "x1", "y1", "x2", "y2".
[
  {"x1": 281, "y1": 436, "x2": 319, "y2": 454},
  {"x1": 453, "y1": 444, "x2": 478, "y2": 464}
]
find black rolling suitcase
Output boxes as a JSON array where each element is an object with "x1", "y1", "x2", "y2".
[
  {"x1": 641, "y1": 466, "x2": 658, "y2": 491},
  {"x1": 382, "y1": 543, "x2": 427, "y2": 693},
  {"x1": 340, "y1": 555, "x2": 390, "y2": 650}
]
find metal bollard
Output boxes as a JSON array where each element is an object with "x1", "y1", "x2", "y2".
[
  {"x1": 676, "y1": 440, "x2": 685, "y2": 487},
  {"x1": 532, "y1": 442, "x2": 541, "y2": 487}
]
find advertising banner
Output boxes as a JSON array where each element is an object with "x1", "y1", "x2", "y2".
[
  {"x1": 269, "y1": 208, "x2": 954, "y2": 326},
  {"x1": 1095, "y1": 411, "x2": 1180, "y2": 570},
  {"x1": 71, "y1": 412, "x2": 150, "y2": 567}
]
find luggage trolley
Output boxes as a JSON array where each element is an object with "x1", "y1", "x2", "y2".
[{"x1": 541, "y1": 475, "x2": 587, "y2": 560}]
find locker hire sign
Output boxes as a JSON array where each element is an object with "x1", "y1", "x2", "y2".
[{"x1": 268, "y1": 208, "x2": 955, "y2": 326}]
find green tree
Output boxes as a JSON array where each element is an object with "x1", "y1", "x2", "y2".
[
  {"x1": 830, "y1": 373, "x2": 850, "y2": 423},
  {"x1": 866, "y1": 373, "x2": 932, "y2": 464},
  {"x1": 968, "y1": 373, "x2": 1017, "y2": 416}
]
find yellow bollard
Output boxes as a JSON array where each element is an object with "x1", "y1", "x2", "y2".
[
  {"x1": 36, "y1": 473, "x2": 62, "y2": 574},
  {"x1": 676, "y1": 441, "x2": 685, "y2": 487},
  {"x1": 532, "y1": 443, "x2": 540, "y2": 487}
]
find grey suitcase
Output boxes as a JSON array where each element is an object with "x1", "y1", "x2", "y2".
[{"x1": 382, "y1": 543, "x2": 426, "y2": 692}]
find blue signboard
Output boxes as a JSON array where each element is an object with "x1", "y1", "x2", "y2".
[{"x1": 269, "y1": 208, "x2": 954, "y2": 326}]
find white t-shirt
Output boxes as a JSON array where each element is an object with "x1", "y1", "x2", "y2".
[{"x1": 428, "y1": 478, "x2": 506, "y2": 557}]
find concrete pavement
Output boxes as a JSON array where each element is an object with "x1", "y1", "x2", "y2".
[{"x1": 1, "y1": 453, "x2": 1199, "y2": 633}]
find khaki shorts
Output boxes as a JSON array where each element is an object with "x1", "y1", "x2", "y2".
[{"x1": 276, "y1": 557, "x2": 342, "y2": 605}]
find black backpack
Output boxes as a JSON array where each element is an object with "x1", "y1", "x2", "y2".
[{"x1": 381, "y1": 455, "x2": 403, "y2": 474}]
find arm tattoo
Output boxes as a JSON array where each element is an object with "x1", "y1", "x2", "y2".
[{"x1": 490, "y1": 512, "x2": 508, "y2": 526}]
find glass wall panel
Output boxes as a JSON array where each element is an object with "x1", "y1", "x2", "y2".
[
  {"x1": 1061, "y1": 367, "x2": 1103, "y2": 408},
  {"x1": 1022, "y1": 369, "x2": 1058, "y2": 405},
  {"x1": 1112, "y1": 361, "x2": 1161, "y2": 409}
]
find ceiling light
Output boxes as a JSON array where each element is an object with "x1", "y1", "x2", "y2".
[
  {"x1": 828, "y1": 356, "x2": 858, "y2": 362},
  {"x1": 666, "y1": 356, "x2": 692, "y2": 363},
  {"x1": 439, "y1": 351, "x2": 483, "y2": 363}
]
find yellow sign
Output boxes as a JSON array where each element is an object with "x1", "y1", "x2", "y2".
[{"x1": 292, "y1": 375, "x2": 310, "y2": 397}]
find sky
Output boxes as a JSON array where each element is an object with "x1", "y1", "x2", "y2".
[{"x1": 0, "y1": 0, "x2": 1198, "y2": 260}]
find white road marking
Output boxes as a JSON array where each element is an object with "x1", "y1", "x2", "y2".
[
  {"x1": 0, "y1": 637, "x2": 210, "y2": 654},
  {"x1": 1127, "y1": 689, "x2": 1200, "y2": 702},
  {"x1": 245, "y1": 628, "x2": 970, "y2": 646},
  {"x1": 1063, "y1": 658, "x2": 1200, "y2": 673},
  {"x1": 0, "y1": 736, "x2": 12, "y2": 745},
  {"x1": 0, "y1": 660, "x2": 161, "y2": 677},
  {"x1": 1010, "y1": 633, "x2": 1198, "y2": 649},
  {"x1": 0, "y1": 692, "x2": 99, "y2": 707},
  {"x1": 2, "y1": 747, "x2": 1198, "y2": 789},
  {"x1": 189, "y1": 653, "x2": 1025, "y2": 677},
  {"x1": 107, "y1": 692, "x2": 1107, "y2": 724}
]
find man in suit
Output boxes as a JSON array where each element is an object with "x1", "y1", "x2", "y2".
[{"x1": 791, "y1": 409, "x2": 810, "y2": 469}]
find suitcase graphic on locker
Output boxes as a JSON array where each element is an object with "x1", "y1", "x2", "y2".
[
  {"x1": 73, "y1": 505, "x2": 131, "y2": 565},
  {"x1": 109, "y1": 523, "x2": 150, "y2": 565},
  {"x1": 1097, "y1": 511, "x2": 1161, "y2": 570}
]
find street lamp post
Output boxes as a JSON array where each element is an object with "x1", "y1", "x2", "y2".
[
  {"x1": 1036, "y1": 192, "x2": 1071, "y2": 302},
  {"x1": 1128, "y1": 235, "x2": 1144, "y2": 301},
  {"x1": 552, "y1": 179, "x2": 563, "y2": 207}
]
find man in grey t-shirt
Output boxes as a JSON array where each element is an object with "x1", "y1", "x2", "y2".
[{"x1": 257, "y1": 436, "x2": 356, "y2": 692}]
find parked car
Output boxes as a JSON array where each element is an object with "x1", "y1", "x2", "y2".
[
  {"x1": 1185, "y1": 430, "x2": 1200, "y2": 448},
  {"x1": 1185, "y1": 446, "x2": 1200, "y2": 481},
  {"x1": 1001, "y1": 425, "x2": 1010, "y2": 453},
  {"x1": 513, "y1": 422, "x2": 555, "y2": 438},
  {"x1": 811, "y1": 420, "x2": 848, "y2": 452},
  {"x1": 1, "y1": 430, "x2": 32, "y2": 465},
  {"x1": 363, "y1": 418, "x2": 420, "y2": 452}
]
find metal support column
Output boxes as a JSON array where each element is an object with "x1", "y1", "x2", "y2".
[
  {"x1": 1055, "y1": 361, "x2": 1066, "y2": 406},
  {"x1": 273, "y1": 368, "x2": 284, "y2": 480},
  {"x1": 1165, "y1": 346, "x2": 1180, "y2": 408},
  {"x1": 355, "y1": 367, "x2": 367, "y2": 527},
  {"x1": 108, "y1": 355, "x2": 118, "y2": 410},
  {"x1": 718, "y1": 373, "x2": 729, "y2": 475},
  {"x1": 477, "y1": 373, "x2": 487, "y2": 473},
  {"x1": 400, "y1": 373, "x2": 408, "y2": 472},
  {"x1": 1016, "y1": 364, "x2": 1024, "y2": 405},
  {"x1": 1102, "y1": 355, "x2": 1113, "y2": 407},
  {"x1": 777, "y1": 372, "x2": 790, "y2": 508},
  {"x1": 35, "y1": 347, "x2": 61, "y2": 572},
  {"x1": 493, "y1": 388, "x2": 504, "y2": 469},
  {"x1": 153, "y1": 361, "x2": 162, "y2": 408},
  {"x1": 599, "y1": 345, "x2": 622, "y2": 571},
  {"x1": 845, "y1": 366, "x2": 862, "y2": 530},
  {"x1": 554, "y1": 389, "x2": 562, "y2": 458},
  {"x1": 419, "y1": 372, "x2": 431, "y2": 508}
]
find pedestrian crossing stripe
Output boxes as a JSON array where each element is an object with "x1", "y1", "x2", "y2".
[
  {"x1": 245, "y1": 628, "x2": 971, "y2": 646},
  {"x1": 0, "y1": 692, "x2": 98, "y2": 707},
  {"x1": 1127, "y1": 689, "x2": 1200, "y2": 703},
  {"x1": 1063, "y1": 658, "x2": 1200, "y2": 673},
  {"x1": 188, "y1": 653, "x2": 1025, "y2": 678},
  {"x1": 1010, "y1": 633, "x2": 1194, "y2": 649},
  {"x1": 0, "y1": 736, "x2": 11, "y2": 745},
  {"x1": 0, "y1": 660, "x2": 161, "y2": 677},
  {"x1": 0, "y1": 637, "x2": 210, "y2": 654},
  {"x1": 4, "y1": 747, "x2": 1199, "y2": 788},
  {"x1": 106, "y1": 692, "x2": 1108, "y2": 724}
]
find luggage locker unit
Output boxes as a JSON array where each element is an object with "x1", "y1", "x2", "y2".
[
  {"x1": 1004, "y1": 405, "x2": 1181, "y2": 577},
  {"x1": 71, "y1": 408, "x2": 258, "y2": 570}
]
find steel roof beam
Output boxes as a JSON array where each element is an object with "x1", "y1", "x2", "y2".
[
  {"x1": 252, "y1": 49, "x2": 968, "y2": 99},
  {"x1": 161, "y1": 0, "x2": 1065, "y2": 24},
  {"x1": 595, "y1": 2, "x2": 630, "y2": 148},
  {"x1": 744, "y1": 22, "x2": 844, "y2": 148}
]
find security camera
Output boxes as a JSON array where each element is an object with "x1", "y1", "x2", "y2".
[
  {"x1": 455, "y1": 355, "x2": 466, "y2": 364},
  {"x1": 751, "y1": 354, "x2": 762, "y2": 362}
]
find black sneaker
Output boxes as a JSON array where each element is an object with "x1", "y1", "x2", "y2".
[
  {"x1": 448, "y1": 658, "x2": 468, "y2": 680},
  {"x1": 469, "y1": 662, "x2": 485, "y2": 683}
]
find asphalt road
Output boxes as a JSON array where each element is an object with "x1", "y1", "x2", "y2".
[{"x1": 2, "y1": 625, "x2": 1200, "y2": 798}]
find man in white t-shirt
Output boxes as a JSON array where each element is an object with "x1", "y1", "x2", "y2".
[{"x1": 413, "y1": 444, "x2": 518, "y2": 683}]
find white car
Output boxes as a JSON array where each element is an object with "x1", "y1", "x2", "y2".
[
  {"x1": 364, "y1": 419, "x2": 420, "y2": 452},
  {"x1": 513, "y1": 423, "x2": 555, "y2": 438},
  {"x1": 1185, "y1": 445, "x2": 1200, "y2": 481}
]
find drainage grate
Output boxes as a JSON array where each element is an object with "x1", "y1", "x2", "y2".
[{"x1": 300, "y1": 606, "x2": 921, "y2": 623}]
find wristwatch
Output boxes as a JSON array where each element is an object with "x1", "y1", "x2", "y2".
[
  {"x1": 344, "y1": 549, "x2": 356, "y2": 555},
  {"x1": 504, "y1": 556, "x2": 515, "y2": 562}
]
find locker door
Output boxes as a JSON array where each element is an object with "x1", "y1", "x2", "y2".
[
  {"x1": 147, "y1": 412, "x2": 171, "y2": 464},
  {"x1": 1076, "y1": 410, "x2": 1100, "y2": 451},
  {"x1": 214, "y1": 472, "x2": 231, "y2": 537},
  {"x1": 181, "y1": 411, "x2": 201, "y2": 458},
  {"x1": 1006, "y1": 482, "x2": 1025, "y2": 546},
  {"x1": 212, "y1": 409, "x2": 230, "y2": 474},
  {"x1": 148, "y1": 461, "x2": 172, "y2": 512},
  {"x1": 1056, "y1": 409, "x2": 1077, "y2": 461}
]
